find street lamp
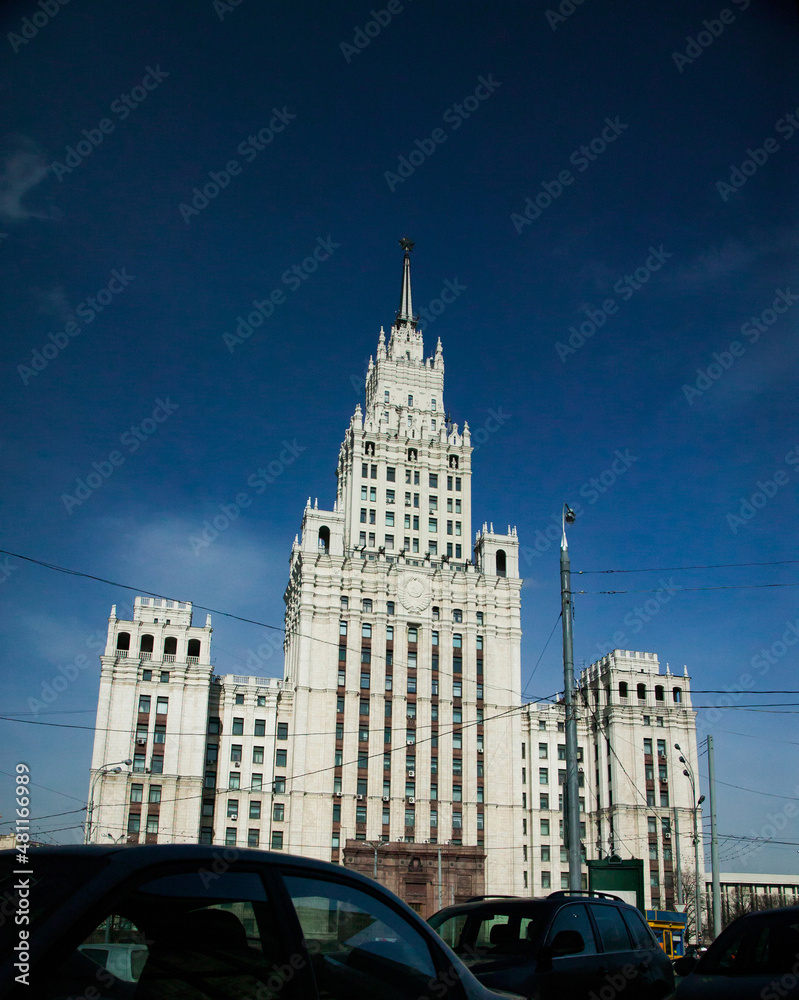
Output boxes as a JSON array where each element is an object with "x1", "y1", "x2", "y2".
[
  {"x1": 675, "y1": 744, "x2": 704, "y2": 944},
  {"x1": 364, "y1": 839, "x2": 392, "y2": 881},
  {"x1": 85, "y1": 759, "x2": 132, "y2": 844},
  {"x1": 560, "y1": 503, "x2": 581, "y2": 891}
]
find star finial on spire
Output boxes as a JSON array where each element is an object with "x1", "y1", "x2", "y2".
[{"x1": 397, "y1": 237, "x2": 416, "y2": 327}]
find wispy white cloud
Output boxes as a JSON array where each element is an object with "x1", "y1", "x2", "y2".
[{"x1": 0, "y1": 136, "x2": 51, "y2": 222}]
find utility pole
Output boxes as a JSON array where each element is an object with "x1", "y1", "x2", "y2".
[
  {"x1": 560, "y1": 504, "x2": 581, "y2": 891},
  {"x1": 673, "y1": 807, "x2": 683, "y2": 906},
  {"x1": 438, "y1": 846, "x2": 442, "y2": 910},
  {"x1": 708, "y1": 735, "x2": 721, "y2": 937}
]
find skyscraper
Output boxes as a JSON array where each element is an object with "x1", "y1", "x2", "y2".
[{"x1": 281, "y1": 240, "x2": 523, "y2": 892}]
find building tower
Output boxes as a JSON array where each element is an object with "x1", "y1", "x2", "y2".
[{"x1": 281, "y1": 240, "x2": 525, "y2": 894}]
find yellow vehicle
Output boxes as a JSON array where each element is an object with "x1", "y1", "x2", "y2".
[{"x1": 646, "y1": 909, "x2": 688, "y2": 959}]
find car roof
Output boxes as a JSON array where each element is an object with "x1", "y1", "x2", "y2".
[
  {"x1": 1, "y1": 844, "x2": 388, "y2": 894},
  {"x1": 431, "y1": 892, "x2": 631, "y2": 919}
]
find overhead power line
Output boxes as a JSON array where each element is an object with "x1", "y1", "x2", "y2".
[{"x1": 576, "y1": 559, "x2": 799, "y2": 575}]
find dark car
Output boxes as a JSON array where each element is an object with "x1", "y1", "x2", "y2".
[
  {"x1": 0, "y1": 845, "x2": 519, "y2": 1000},
  {"x1": 428, "y1": 890, "x2": 675, "y2": 999},
  {"x1": 668, "y1": 905, "x2": 799, "y2": 999}
]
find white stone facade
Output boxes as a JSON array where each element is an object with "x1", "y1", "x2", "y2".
[{"x1": 87, "y1": 248, "x2": 701, "y2": 906}]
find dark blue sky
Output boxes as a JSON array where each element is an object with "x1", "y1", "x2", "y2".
[{"x1": 1, "y1": 0, "x2": 797, "y2": 872}]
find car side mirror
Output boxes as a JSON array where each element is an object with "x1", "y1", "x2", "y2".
[
  {"x1": 550, "y1": 929, "x2": 585, "y2": 957},
  {"x1": 674, "y1": 955, "x2": 699, "y2": 976}
]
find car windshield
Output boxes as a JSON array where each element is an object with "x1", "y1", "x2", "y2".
[
  {"x1": 0, "y1": 851, "x2": 109, "y2": 931},
  {"x1": 430, "y1": 904, "x2": 549, "y2": 963}
]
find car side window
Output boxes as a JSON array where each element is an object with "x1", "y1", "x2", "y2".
[
  {"x1": 592, "y1": 905, "x2": 632, "y2": 953},
  {"x1": 282, "y1": 873, "x2": 440, "y2": 1000},
  {"x1": 709, "y1": 916, "x2": 799, "y2": 976},
  {"x1": 621, "y1": 908, "x2": 657, "y2": 950},
  {"x1": 545, "y1": 904, "x2": 597, "y2": 956},
  {"x1": 47, "y1": 870, "x2": 291, "y2": 999}
]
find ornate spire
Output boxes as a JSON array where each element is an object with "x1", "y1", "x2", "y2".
[{"x1": 397, "y1": 237, "x2": 416, "y2": 328}]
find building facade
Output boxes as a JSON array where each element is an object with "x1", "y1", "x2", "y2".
[{"x1": 87, "y1": 246, "x2": 702, "y2": 913}]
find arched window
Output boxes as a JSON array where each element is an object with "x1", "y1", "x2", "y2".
[
  {"x1": 496, "y1": 550, "x2": 507, "y2": 577},
  {"x1": 164, "y1": 636, "x2": 177, "y2": 656},
  {"x1": 655, "y1": 685, "x2": 664, "y2": 701},
  {"x1": 362, "y1": 599, "x2": 373, "y2": 613},
  {"x1": 188, "y1": 638, "x2": 201, "y2": 659},
  {"x1": 318, "y1": 526, "x2": 330, "y2": 553},
  {"x1": 453, "y1": 609, "x2": 463, "y2": 623},
  {"x1": 673, "y1": 687, "x2": 682, "y2": 703},
  {"x1": 637, "y1": 683, "x2": 646, "y2": 700},
  {"x1": 116, "y1": 632, "x2": 130, "y2": 651},
  {"x1": 139, "y1": 634, "x2": 154, "y2": 653},
  {"x1": 619, "y1": 681, "x2": 628, "y2": 698}
]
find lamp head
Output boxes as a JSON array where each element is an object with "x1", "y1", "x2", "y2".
[
  {"x1": 698, "y1": 794, "x2": 706, "y2": 805},
  {"x1": 683, "y1": 769, "x2": 690, "y2": 777},
  {"x1": 674, "y1": 743, "x2": 681, "y2": 751}
]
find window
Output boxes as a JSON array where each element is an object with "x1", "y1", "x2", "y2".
[
  {"x1": 453, "y1": 681, "x2": 462, "y2": 698},
  {"x1": 539, "y1": 743, "x2": 548, "y2": 759},
  {"x1": 429, "y1": 496, "x2": 437, "y2": 511},
  {"x1": 277, "y1": 722, "x2": 288, "y2": 740},
  {"x1": 230, "y1": 745, "x2": 242, "y2": 762},
  {"x1": 387, "y1": 467, "x2": 395, "y2": 482},
  {"x1": 252, "y1": 773, "x2": 262, "y2": 790},
  {"x1": 540, "y1": 768, "x2": 548, "y2": 784},
  {"x1": 156, "y1": 697, "x2": 168, "y2": 715},
  {"x1": 285, "y1": 873, "x2": 437, "y2": 985},
  {"x1": 232, "y1": 717, "x2": 244, "y2": 735},
  {"x1": 447, "y1": 520, "x2": 453, "y2": 535},
  {"x1": 644, "y1": 738, "x2": 653, "y2": 755},
  {"x1": 127, "y1": 814, "x2": 140, "y2": 834},
  {"x1": 248, "y1": 830, "x2": 260, "y2": 848},
  {"x1": 273, "y1": 776, "x2": 286, "y2": 793},
  {"x1": 540, "y1": 793, "x2": 549, "y2": 809},
  {"x1": 154, "y1": 724, "x2": 166, "y2": 744},
  {"x1": 130, "y1": 783, "x2": 143, "y2": 803},
  {"x1": 541, "y1": 819, "x2": 550, "y2": 836},
  {"x1": 360, "y1": 508, "x2": 367, "y2": 523},
  {"x1": 371, "y1": 464, "x2": 377, "y2": 479},
  {"x1": 253, "y1": 746, "x2": 264, "y2": 764},
  {"x1": 160, "y1": 670, "x2": 169, "y2": 683},
  {"x1": 249, "y1": 801, "x2": 261, "y2": 820},
  {"x1": 362, "y1": 623, "x2": 371, "y2": 639},
  {"x1": 142, "y1": 669, "x2": 152, "y2": 681},
  {"x1": 275, "y1": 749, "x2": 287, "y2": 767},
  {"x1": 673, "y1": 686, "x2": 682, "y2": 703},
  {"x1": 225, "y1": 827, "x2": 236, "y2": 846},
  {"x1": 138, "y1": 695, "x2": 151, "y2": 714},
  {"x1": 257, "y1": 695, "x2": 266, "y2": 706},
  {"x1": 453, "y1": 633, "x2": 462, "y2": 647}
]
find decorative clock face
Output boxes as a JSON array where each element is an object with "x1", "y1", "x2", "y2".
[{"x1": 400, "y1": 574, "x2": 431, "y2": 613}]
